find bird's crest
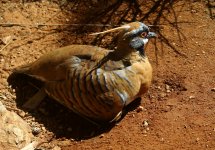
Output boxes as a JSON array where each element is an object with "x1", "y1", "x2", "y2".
[{"x1": 90, "y1": 22, "x2": 149, "y2": 38}]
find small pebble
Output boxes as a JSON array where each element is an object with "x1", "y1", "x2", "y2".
[
  {"x1": 136, "y1": 106, "x2": 144, "y2": 112},
  {"x1": 0, "y1": 94, "x2": 7, "y2": 100},
  {"x1": 143, "y1": 120, "x2": 149, "y2": 127},
  {"x1": 191, "y1": 9, "x2": 197, "y2": 13},
  {"x1": 18, "y1": 111, "x2": 26, "y2": 117},
  {"x1": 189, "y1": 96, "x2": 195, "y2": 99},
  {"x1": 166, "y1": 89, "x2": 171, "y2": 93},
  {"x1": 159, "y1": 92, "x2": 167, "y2": 98},
  {"x1": 211, "y1": 88, "x2": 215, "y2": 92},
  {"x1": 155, "y1": 86, "x2": 161, "y2": 90},
  {"x1": 196, "y1": 137, "x2": 200, "y2": 142},
  {"x1": 42, "y1": 127, "x2": 46, "y2": 131},
  {"x1": 32, "y1": 127, "x2": 41, "y2": 135},
  {"x1": 165, "y1": 84, "x2": 170, "y2": 90},
  {"x1": 142, "y1": 130, "x2": 147, "y2": 134},
  {"x1": 99, "y1": 134, "x2": 104, "y2": 138},
  {"x1": 0, "y1": 58, "x2": 4, "y2": 62},
  {"x1": 52, "y1": 146, "x2": 61, "y2": 150}
]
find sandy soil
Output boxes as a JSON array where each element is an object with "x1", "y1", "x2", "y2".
[{"x1": 0, "y1": 0, "x2": 215, "y2": 149}]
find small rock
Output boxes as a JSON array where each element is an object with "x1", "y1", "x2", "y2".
[
  {"x1": 0, "y1": 101, "x2": 7, "y2": 113},
  {"x1": 41, "y1": 127, "x2": 46, "y2": 131},
  {"x1": 1, "y1": 35, "x2": 13, "y2": 45},
  {"x1": 159, "y1": 92, "x2": 167, "y2": 98},
  {"x1": 202, "y1": 51, "x2": 205, "y2": 54},
  {"x1": 165, "y1": 84, "x2": 170, "y2": 90},
  {"x1": 99, "y1": 134, "x2": 104, "y2": 138},
  {"x1": 143, "y1": 120, "x2": 149, "y2": 127},
  {"x1": 70, "y1": 138, "x2": 75, "y2": 141},
  {"x1": 52, "y1": 146, "x2": 61, "y2": 150},
  {"x1": 191, "y1": 9, "x2": 197, "y2": 13},
  {"x1": 32, "y1": 127, "x2": 41, "y2": 135},
  {"x1": 166, "y1": 89, "x2": 171, "y2": 93},
  {"x1": 189, "y1": 96, "x2": 195, "y2": 99},
  {"x1": 18, "y1": 111, "x2": 26, "y2": 117},
  {"x1": 0, "y1": 58, "x2": 4, "y2": 62},
  {"x1": 12, "y1": 127, "x2": 24, "y2": 144},
  {"x1": 211, "y1": 88, "x2": 215, "y2": 92},
  {"x1": 196, "y1": 137, "x2": 200, "y2": 142},
  {"x1": 0, "y1": 101, "x2": 33, "y2": 149},
  {"x1": 0, "y1": 94, "x2": 7, "y2": 100},
  {"x1": 155, "y1": 86, "x2": 161, "y2": 90},
  {"x1": 136, "y1": 106, "x2": 144, "y2": 112},
  {"x1": 165, "y1": 84, "x2": 171, "y2": 93},
  {"x1": 142, "y1": 130, "x2": 147, "y2": 134}
]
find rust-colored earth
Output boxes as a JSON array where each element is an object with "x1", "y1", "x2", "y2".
[{"x1": 0, "y1": 0, "x2": 215, "y2": 149}]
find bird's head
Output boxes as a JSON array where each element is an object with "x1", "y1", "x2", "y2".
[{"x1": 91, "y1": 22, "x2": 156, "y2": 57}]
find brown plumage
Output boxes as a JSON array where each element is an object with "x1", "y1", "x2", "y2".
[{"x1": 12, "y1": 22, "x2": 156, "y2": 123}]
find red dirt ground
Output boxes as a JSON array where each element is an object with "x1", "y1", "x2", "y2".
[{"x1": 0, "y1": 0, "x2": 215, "y2": 149}]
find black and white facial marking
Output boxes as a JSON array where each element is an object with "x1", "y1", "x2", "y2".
[
  {"x1": 129, "y1": 31, "x2": 157, "y2": 57},
  {"x1": 123, "y1": 22, "x2": 149, "y2": 39},
  {"x1": 129, "y1": 37, "x2": 148, "y2": 57}
]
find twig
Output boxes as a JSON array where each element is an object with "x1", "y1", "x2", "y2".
[
  {"x1": 0, "y1": 38, "x2": 13, "y2": 52},
  {"x1": 0, "y1": 23, "x2": 114, "y2": 27}
]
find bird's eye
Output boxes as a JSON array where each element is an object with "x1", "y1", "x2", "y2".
[{"x1": 141, "y1": 32, "x2": 148, "y2": 38}]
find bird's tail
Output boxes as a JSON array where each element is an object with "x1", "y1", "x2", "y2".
[
  {"x1": 8, "y1": 63, "x2": 32, "y2": 85},
  {"x1": 12, "y1": 63, "x2": 32, "y2": 74}
]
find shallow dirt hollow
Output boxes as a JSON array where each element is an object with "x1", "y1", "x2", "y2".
[{"x1": 0, "y1": 0, "x2": 215, "y2": 150}]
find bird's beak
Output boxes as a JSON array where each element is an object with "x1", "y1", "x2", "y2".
[{"x1": 146, "y1": 32, "x2": 157, "y2": 39}]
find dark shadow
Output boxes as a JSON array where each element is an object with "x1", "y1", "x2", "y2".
[
  {"x1": 3, "y1": 0, "x2": 195, "y2": 57},
  {"x1": 56, "y1": 0, "x2": 191, "y2": 58},
  {"x1": 7, "y1": 73, "x2": 141, "y2": 140},
  {"x1": 206, "y1": 0, "x2": 215, "y2": 19},
  {"x1": 5, "y1": 0, "x2": 210, "y2": 56}
]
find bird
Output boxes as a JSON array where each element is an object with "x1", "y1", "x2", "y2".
[{"x1": 11, "y1": 22, "x2": 156, "y2": 124}]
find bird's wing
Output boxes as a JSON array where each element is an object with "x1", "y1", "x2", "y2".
[{"x1": 13, "y1": 45, "x2": 112, "y2": 81}]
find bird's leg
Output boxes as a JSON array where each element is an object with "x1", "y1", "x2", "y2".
[{"x1": 22, "y1": 87, "x2": 47, "y2": 110}]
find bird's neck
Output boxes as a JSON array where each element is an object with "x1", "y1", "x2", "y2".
[{"x1": 109, "y1": 39, "x2": 138, "y2": 61}]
